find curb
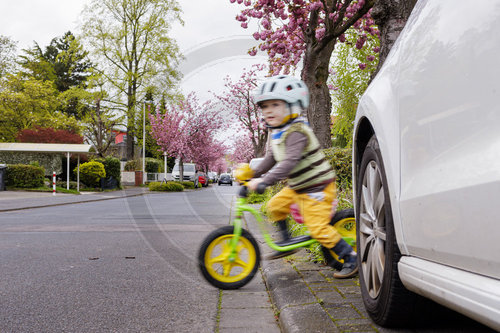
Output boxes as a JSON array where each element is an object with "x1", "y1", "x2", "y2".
[{"x1": 0, "y1": 192, "x2": 147, "y2": 212}]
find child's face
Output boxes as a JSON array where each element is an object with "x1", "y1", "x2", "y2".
[{"x1": 260, "y1": 100, "x2": 288, "y2": 127}]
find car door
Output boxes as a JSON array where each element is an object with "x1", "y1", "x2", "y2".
[{"x1": 397, "y1": 0, "x2": 500, "y2": 279}]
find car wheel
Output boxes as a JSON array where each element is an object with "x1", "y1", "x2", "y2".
[{"x1": 357, "y1": 135, "x2": 417, "y2": 327}]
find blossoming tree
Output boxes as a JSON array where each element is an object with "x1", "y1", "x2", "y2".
[
  {"x1": 149, "y1": 93, "x2": 227, "y2": 180},
  {"x1": 217, "y1": 64, "x2": 268, "y2": 158},
  {"x1": 231, "y1": 0, "x2": 378, "y2": 148}
]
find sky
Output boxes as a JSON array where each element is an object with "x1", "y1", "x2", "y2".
[
  {"x1": 0, "y1": 0, "x2": 269, "y2": 144},
  {"x1": 0, "y1": 0, "x2": 266, "y2": 101}
]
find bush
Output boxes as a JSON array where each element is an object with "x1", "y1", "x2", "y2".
[
  {"x1": 93, "y1": 156, "x2": 121, "y2": 184},
  {"x1": 75, "y1": 161, "x2": 106, "y2": 187},
  {"x1": 145, "y1": 158, "x2": 162, "y2": 173},
  {"x1": 179, "y1": 181, "x2": 195, "y2": 189},
  {"x1": 124, "y1": 159, "x2": 139, "y2": 171},
  {"x1": 323, "y1": 147, "x2": 352, "y2": 190},
  {"x1": 5, "y1": 164, "x2": 45, "y2": 188},
  {"x1": 148, "y1": 181, "x2": 184, "y2": 192}
]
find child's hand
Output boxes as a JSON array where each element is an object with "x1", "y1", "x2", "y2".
[{"x1": 247, "y1": 178, "x2": 263, "y2": 191}]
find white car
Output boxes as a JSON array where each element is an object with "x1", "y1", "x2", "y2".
[
  {"x1": 353, "y1": 0, "x2": 500, "y2": 330},
  {"x1": 172, "y1": 163, "x2": 197, "y2": 182}
]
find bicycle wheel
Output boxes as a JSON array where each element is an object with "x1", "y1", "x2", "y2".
[
  {"x1": 321, "y1": 208, "x2": 357, "y2": 271},
  {"x1": 198, "y1": 225, "x2": 261, "y2": 289}
]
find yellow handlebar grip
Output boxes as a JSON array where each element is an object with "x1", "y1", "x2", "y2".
[{"x1": 235, "y1": 163, "x2": 254, "y2": 182}]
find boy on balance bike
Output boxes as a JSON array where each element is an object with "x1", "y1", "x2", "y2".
[{"x1": 237, "y1": 75, "x2": 358, "y2": 279}]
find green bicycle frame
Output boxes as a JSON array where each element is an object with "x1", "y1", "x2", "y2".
[{"x1": 227, "y1": 197, "x2": 317, "y2": 261}]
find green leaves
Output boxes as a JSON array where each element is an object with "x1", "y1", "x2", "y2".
[{"x1": 330, "y1": 28, "x2": 380, "y2": 148}]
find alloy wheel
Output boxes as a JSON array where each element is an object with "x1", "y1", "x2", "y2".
[{"x1": 359, "y1": 160, "x2": 387, "y2": 298}]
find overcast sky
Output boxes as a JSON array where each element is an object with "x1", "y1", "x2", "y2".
[{"x1": 0, "y1": 0, "x2": 266, "y2": 100}]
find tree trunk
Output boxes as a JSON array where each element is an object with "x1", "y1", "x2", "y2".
[
  {"x1": 371, "y1": 0, "x2": 418, "y2": 77},
  {"x1": 302, "y1": 41, "x2": 337, "y2": 149}
]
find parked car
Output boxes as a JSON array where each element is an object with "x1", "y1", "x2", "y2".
[
  {"x1": 207, "y1": 172, "x2": 218, "y2": 183},
  {"x1": 197, "y1": 172, "x2": 208, "y2": 187},
  {"x1": 249, "y1": 157, "x2": 264, "y2": 170},
  {"x1": 352, "y1": 1, "x2": 500, "y2": 331},
  {"x1": 172, "y1": 163, "x2": 196, "y2": 182},
  {"x1": 218, "y1": 173, "x2": 232, "y2": 186}
]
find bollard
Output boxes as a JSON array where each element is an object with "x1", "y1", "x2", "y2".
[{"x1": 53, "y1": 171, "x2": 56, "y2": 196}]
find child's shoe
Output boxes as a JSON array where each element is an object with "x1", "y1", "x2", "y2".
[
  {"x1": 331, "y1": 239, "x2": 358, "y2": 279},
  {"x1": 266, "y1": 219, "x2": 300, "y2": 260}
]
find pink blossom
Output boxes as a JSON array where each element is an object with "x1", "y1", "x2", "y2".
[
  {"x1": 358, "y1": 63, "x2": 367, "y2": 70},
  {"x1": 367, "y1": 55, "x2": 375, "y2": 62},
  {"x1": 373, "y1": 46, "x2": 380, "y2": 53}
]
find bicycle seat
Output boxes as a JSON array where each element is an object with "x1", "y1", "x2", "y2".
[{"x1": 277, "y1": 235, "x2": 312, "y2": 246}]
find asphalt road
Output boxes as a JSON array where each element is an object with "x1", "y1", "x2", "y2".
[{"x1": 0, "y1": 185, "x2": 240, "y2": 332}]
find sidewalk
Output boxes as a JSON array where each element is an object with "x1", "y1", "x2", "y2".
[
  {"x1": 0, "y1": 187, "x2": 147, "y2": 212},
  {"x1": 243, "y1": 205, "x2": 385, "y2": 333}
]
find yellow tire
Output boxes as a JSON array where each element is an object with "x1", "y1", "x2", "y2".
[
  {"x1": 198, "y1": 226, "x2": 260, "y2": 289},
  {"x1": 322, "y1": 209, "x2": 356, "y2": 271}
]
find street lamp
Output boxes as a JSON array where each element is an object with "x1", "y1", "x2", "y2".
[{"x1": 142, "y1": 102, "x2": 146, "y2": 184}]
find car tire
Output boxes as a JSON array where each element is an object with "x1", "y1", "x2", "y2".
[{"x1": 357, "y1": 135, "x2": 418, "y2": 327}]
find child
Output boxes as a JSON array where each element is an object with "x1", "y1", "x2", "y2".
[{"x1": 244, "y1": 75, "x2": 357, "y2": 279}]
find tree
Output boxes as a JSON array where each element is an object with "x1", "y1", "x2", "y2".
[
  {"x1": 62, "y1": 72, "x2": 124, "y2": 157},
  {"x1": 18, "y1": 32, "x2": 93, "y2": 119},
  {"x1": 0, "y1": 75, "x2": 79, "y2": 142},
  {"x1": 370, "y1": 0, "x2": 417, "y2": 77},
  {"x1": 230, "y1": 132, "x2": 256, "y2": 163},
  {"x1": 232, "y1": 0, "x2": 378, "y2": 148},
  {"x1": 217, "y1": 64, "x2": 268, "y2": 158},
  {"x1": 81, "y1": 0, "x2": 183, "y2": 160},
  {"x1": 19, "y1": 32, "x2": 92, "y2": 92},
  {"x1": 16, "y1": 127, "x2": 83, "y2": 144},
  {"x1": 135, "y1": 88, "x2": 166, "y2": 159},
  {"x1": 0, "y1": 35, "x2": 17, "y2": 79},
  {"x1": 149, "y1": 93, "x2": 227, "y2": 179}
]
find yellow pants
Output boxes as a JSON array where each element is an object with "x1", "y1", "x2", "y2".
[{"x1": 266, "y1": 182, "x2": 342, "y2": 248}]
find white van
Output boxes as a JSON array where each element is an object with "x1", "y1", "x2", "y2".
[{"x1": 172, "y1": 163, "x2": 196, "y2": 182}]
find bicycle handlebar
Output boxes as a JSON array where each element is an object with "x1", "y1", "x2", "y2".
[{"x1": 238, "y1": 182, "x2": 268, "y2": 197}]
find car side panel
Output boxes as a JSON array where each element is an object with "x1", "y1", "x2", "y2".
[
  {"x1": 354, "y1": 20, "x2": 408, "y2": 254},
  {"x1": 396, "y1": 0, "x2": 500, "y2": 278}
]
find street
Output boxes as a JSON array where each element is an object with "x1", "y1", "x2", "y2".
[
  {"x1": 0, "y1": 185, "x2": 495, "y2": 333},
  {"x1": 0, "y1": 185, "x2": 273, "y2": 332}
]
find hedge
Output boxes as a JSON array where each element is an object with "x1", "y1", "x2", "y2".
[
  {"x1": 0, "y1": 151, "x2": 62, "y2": 176},
  {"x1": 5, "y1": 164, "x2": 45, "y2": 188},
  {"x1": 124, "y1": 158, "x2": 163, "y2": 172},
  {"x1": 75, "y1": 161, "x2": 106, "y2": 187},
  {"x1": 149, "y1": 181, "x2": 184, "y2": 192}
]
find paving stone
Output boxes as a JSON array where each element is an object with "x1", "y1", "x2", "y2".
[
  {"x1": 299, "y1": 270, "x2": 329, "y2": 283},
  {"x1": 335, "y1": 319, "x2": 378, "y2": 332},
  {"x1": 313, "y1": 290, "x2": 346, "y2": 306},
  {"x1": 279, "y1": 303, "x2": 338, "y2": 333},
  {"x1": 268, "y1": 278, "x2": 317, "y2": 311},
  {"x1": 219, "y1": 307, "x2": 279, "y2": 332},
  {"x1": 324, "y1": 303, "x2": 365, "y2": 320},
  {"x1": 221, "y1": 291, "x2": 271, "y2": 309}
]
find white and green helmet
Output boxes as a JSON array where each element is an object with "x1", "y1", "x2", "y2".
[{"x1": 254, "y1": 75, "x2": 310, "y2": 110}]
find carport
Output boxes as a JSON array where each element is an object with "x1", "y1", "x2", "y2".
[{"x1": 0, "y1": 143, "x2": 92, "y2": 191}]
